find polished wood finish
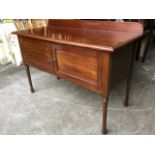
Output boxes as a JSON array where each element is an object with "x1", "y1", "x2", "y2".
[
  {"x1": 53, "y1": 44, "x2": 99, "y2": 92},
  {"x1": 13, "y1": 20, "x2": 143, "y2": 52},
  {"x1": 19, "y1": 37, "x2": 54, "y2": 74},
  {"x1": 13, "y1": 20, "x2": 143, "y2": 134},
  {"x1": 109, "y1": 43, "x2": 133, "y2": 89},
  {"x1": 48, "y1": 20, "x2": 143, "y2": 34}
]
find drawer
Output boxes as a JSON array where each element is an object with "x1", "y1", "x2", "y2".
[{"x1": 19, "y1": 37, "x2": 54, "y2": 74}]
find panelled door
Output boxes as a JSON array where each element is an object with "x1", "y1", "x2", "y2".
[
  {"x1": 19, "y1": 37, "x2": 55, "y2": 74},
  {"x1": 52, "y1": 44, "x2": 100, "y2": 91}
]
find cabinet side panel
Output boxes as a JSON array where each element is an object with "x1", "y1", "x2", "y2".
[{"x1": 110, "y1": 43, "x2": 133, "y2": 89}]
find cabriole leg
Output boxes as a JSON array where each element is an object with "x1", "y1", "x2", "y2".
[{"x1": 24, "y1": 64, "x2": 34, "y2": 93}]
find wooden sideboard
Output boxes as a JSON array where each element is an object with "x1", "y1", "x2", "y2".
[{"x1": 13, "y1": 20, "x2": 143, "y2": 134}]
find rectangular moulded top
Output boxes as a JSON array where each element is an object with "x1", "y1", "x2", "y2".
[{"x1": 13, "y1": 20, "x2": 143, "y2": 52}]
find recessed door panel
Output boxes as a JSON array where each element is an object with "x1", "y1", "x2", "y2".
[
  {"x1": 53, "y1": 44, "x2": 99, "y2": 90},
  {"x1": 19, "y1": 37, "x2": 54, "y2": 74}
]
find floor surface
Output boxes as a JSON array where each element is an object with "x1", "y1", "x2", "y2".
[{"x1": 0, "y1": 47, "x2": 155, "y2": 135}]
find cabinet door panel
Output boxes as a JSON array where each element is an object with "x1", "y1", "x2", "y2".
[
  {"x1": 53, "y1": 44, "x2": 99, "y2": 91},
  {"x1": 19, "y1": 37, "x2": 54, "y2": 74}
]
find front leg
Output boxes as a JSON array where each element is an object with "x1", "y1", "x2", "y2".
[
  {"x1": 24, "y1": 64, "x2": 34, "y2": 93},
  {"x1": 102, "y1": 96, "x2": 109, "y2": 134}
]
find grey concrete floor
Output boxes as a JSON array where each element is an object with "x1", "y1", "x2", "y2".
[{"x1": 0, "y1": 47, "x2": 155, "y2": 135}]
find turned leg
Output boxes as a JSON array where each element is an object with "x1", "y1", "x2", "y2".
[
  {"x1": 102, "y1": 96, "x2": 109, "y2": 134},
  {"x1": 24, "y1": 64, "x2": 34, "y2": 93}
]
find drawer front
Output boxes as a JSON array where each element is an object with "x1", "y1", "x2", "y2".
[
  {"x1": 19, "y1": 37, "x2": 54, "y2": 74},
  {"x1": 52, "y1": 44, "x2": 99, "y2": 91}
]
